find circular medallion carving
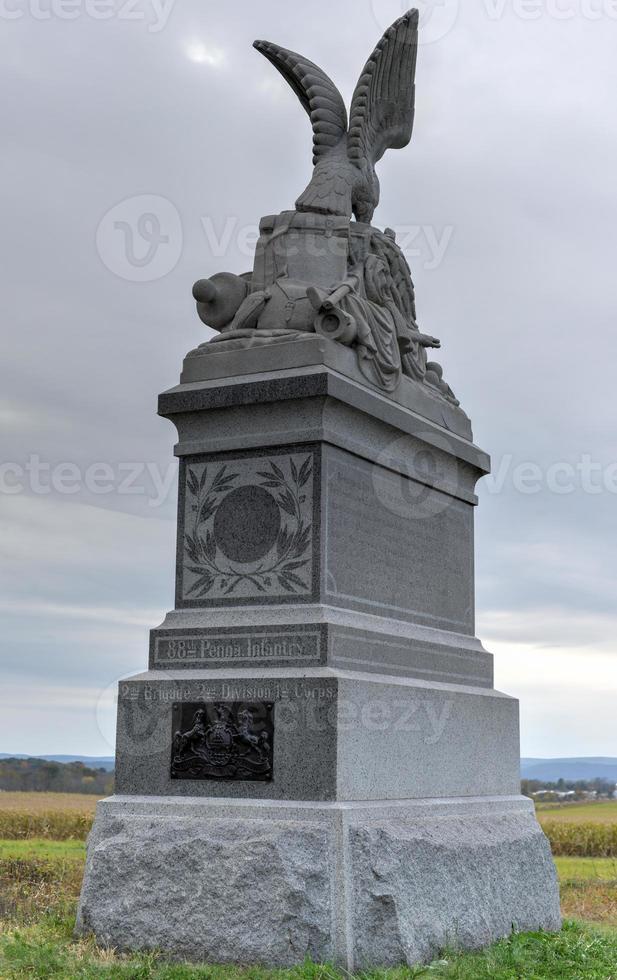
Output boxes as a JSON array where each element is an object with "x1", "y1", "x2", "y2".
[{"x1": 213, "y1": 484, "x2": 281, "y2": 564}]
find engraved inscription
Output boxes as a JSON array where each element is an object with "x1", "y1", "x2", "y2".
[
  {"x1": 325, "y1": 452, "x2": 472, "y2": 629},
  {"x1": 171, "y1": 701, "x2": 274, "y2": 781},
  {"x1": 154, "y1": 631, "x2": 322, "y2": 667},
  {"x1": 181, "y1": 450, "x2": 316, "y2": 603}
]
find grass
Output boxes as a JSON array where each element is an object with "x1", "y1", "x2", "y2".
[
  {"x1": 552, "y1": 856, "x2": 617, "y2": 929},
  {"x1": 561, "y1": 882, "x2": 617, "y2": 928},
  {"x1": 0, "y1": 850, "x2": 84, "y2": 929},
  {"x1": 556, "y1": 856, "x2": 617, "y2": 881},
  {"x1": 0, "y1": 918, "x2": 616, "y2": 979},
  {"x1": 0, "y1": 839, "x2": 86, "y2": 861}
]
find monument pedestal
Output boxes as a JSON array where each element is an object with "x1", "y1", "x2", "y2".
[
  {"x1": 77, "y1": 340, "x2": 560, "y2": 966},
  {"x1": 77, "y1": 795, "x2": 558, "y2": 969}
]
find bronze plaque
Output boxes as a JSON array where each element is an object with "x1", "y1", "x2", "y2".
[{"x1": 170, "y1": 701, "x2": 274, "y2": 782}]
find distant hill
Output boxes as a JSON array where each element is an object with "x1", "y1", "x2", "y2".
[
  {"x1": 2, "y1": 754, "x2": 614, "y2": 786},
  {"x1": 0, "y1": 758, "x2": 114, "y2": 795},
  {"x1": 0, "y1": 754, "x2": 115, "y2": 772},
  {"x1": 521, "y1": 758, "x2": 617, "y2": 782}
]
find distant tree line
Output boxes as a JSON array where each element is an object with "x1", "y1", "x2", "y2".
[
  {"x1": 0, "y1": 758, "x2": 114, "y2": 795},
  {"x1": 522, "y1": 777, "x2": 615, "y2": 800}
]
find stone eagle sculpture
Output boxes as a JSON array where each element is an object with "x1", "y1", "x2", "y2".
[
  {"x1": 253, "y1": 9, "x2": 418, "y2": 224},
  {"x1": 190, "y1": 9, "x2": 459, "y2": 407}
]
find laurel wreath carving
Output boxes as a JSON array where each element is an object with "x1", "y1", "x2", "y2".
[{"x1": 184, "y1": 455, "x2": 313, "y2": 598}]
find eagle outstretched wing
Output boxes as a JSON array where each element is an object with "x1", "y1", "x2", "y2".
[
  {"x1": 347, "y1": 9, "x2": 419, "y2": 167},
  {"x1": 253, "y1": 41, "x2": 348, "y2": 166}
]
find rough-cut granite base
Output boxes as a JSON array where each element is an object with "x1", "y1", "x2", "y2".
[{"x1": 76, "y1": 795, "x2": 561, "y2": 969}]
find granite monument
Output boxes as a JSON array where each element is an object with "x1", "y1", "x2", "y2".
[{"x1": 77, "y1": 10, "x2": 561, "y2": 968}]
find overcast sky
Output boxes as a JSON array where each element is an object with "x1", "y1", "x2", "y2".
[{"x1": 1, "y1": 0, "x2": 616, "y2": 759}]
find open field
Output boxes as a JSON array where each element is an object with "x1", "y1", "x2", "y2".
[
  {"x1": 537, "y1": 800, "x2": 617, "y2": 824},
  {"x1": 0, "y1": 792, "x2": 101, "y2": 814}
]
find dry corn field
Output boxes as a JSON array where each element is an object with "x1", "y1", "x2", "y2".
[
  {"x1": 0, "y1": 793, "x2": 100, "y2": 814},
  {"x1": 537, "y1": 801, "x2": 617, "y2": 857},
  {"x1": 0, "y1": 793, "x2": 100, "y2": 841}
]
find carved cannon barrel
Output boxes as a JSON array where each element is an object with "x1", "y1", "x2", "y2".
[
  {"x1": 313, "y1": 307, "x2": 358, "y2": 347},
  {"x1": 192, "y1": 273, "x2": 250, "y2": 331}
]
